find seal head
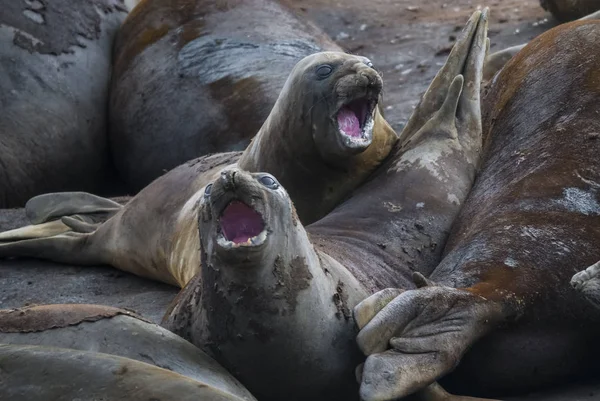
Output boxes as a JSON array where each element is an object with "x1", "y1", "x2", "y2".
[
  {"x1": 290, "y1": 52, "x2": 382, "y2": 160},
  {"x1": 199, "y1": 168, "x2": 298, "y2": 268}
]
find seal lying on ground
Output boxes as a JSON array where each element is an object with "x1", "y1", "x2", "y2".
[
  {"x1": 110, "y1": 0, "x2": 343, "y2": 190},
  {"x1": 541, "y1": 0, "x2": 600, "y2": 21},
  {"x1": 0, "y1": 50, "x2": 397, "y2": 287},
  {"x1": 162, "y1": 10, "x2": 490, "y2": 401},
  {"x1": 0, "y1": 0, "x2": 130, "y2": 208},
  {"x1": 355, "y1": 19, "x2": 600, "y2": 401},
  {"x1": 0, "y1": 304, "x2": 255, "y2": 401}
]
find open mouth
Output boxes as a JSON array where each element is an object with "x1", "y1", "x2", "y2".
[
  {"x1": 217, "y1": 200, "x2": 267, "y2": 248},
  {"x1": 336, "y1": 97, "x2": 376, "y2": 145}
]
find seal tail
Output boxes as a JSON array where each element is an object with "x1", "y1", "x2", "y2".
[
  {"x1": 24, "y1": 191, "x2": 124, "y2": 224},
  {"x1": 0, "y1": 192, "x2": 121, "y2": 264},
  {"x1": 0, "y1": 231, "x2": 104, "y2": 265},
  {"x1": 0, "y1": 192, "x2": 123, "y2": 241}
]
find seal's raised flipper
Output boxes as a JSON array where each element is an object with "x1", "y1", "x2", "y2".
[
  {"x1": 402, "y1": 8, "x2": 487, "y2": 160},
  {"x1": 571, "y1": 260, "x2": 600, "y2": 309},
  {"x1": 483, "y1": 9, "x2": 600, "y2": 82},
  {"x1": 399, "y1": 9, "x2": 485, "y2": 146},
  {"x1": 25, "y1": 192, "x2": 123, "y2": 224}
]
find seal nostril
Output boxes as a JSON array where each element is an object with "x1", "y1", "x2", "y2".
[{"x1": 221, "y1": 170, "x2": 237, "y2": 190}]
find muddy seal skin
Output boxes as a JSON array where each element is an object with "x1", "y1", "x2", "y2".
[
  {"x1": 0, "y1": 51, "x2": 397, "y2": 288},
  {"x1": 541, "y1": 0, "x2": 600, "y2": 21},
  {"x1": 355, "y1": 20, "x2": 600, "y2": 401},
  {"x1": 163, "y1": 11, "x2": 491, "y2": 401},
  {"x1": 0, "y1": 0, "x2": 130, "y2": 208},
  {"x1": 109, "y1": 0, "x2": 341, "y2": 190}
]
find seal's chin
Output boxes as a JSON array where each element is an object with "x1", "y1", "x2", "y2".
[
  {"x1": 335, "y1": 97, "x2": 376, "y2": 149},
  {"x1": 217, "y1": 200, "x2": 267, "y2": 249}
]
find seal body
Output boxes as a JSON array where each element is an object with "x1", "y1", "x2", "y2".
[
  {"x1": 0, "y1": 304, "x2": 256, "y2": 401},
  {"x1": 541, "y1": 0, "x2": 600, "y2": 21},
  {"x1": 0, "y1": 0, "x2": 129, "y2": 207},
  {"x1": 162, "y1": 11, "x2": 489, "y2": 401},
  {"x1": 110, "y1": 0, "x2": 340, "y2": 190},
  {"x1": 0, "y1": 51, "x2": 397, "y2": 287},
  {"x1": 429, "y1": 19, "x2": 600, "y2": 396}
]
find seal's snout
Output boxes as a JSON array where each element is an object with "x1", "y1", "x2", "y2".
[
  {"x1": 221, "y1": 170, "x2": 237, "y2": 191},
  {"x1": 334, "y1": 64, "x2": 380, "y2": 148}
]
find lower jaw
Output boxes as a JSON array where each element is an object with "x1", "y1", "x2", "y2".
[{"x1": 215, "y1": 230, "x2": 268, "y2": 251}]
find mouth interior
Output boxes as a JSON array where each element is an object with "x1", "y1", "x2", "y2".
[
  {"x1": 220, "y1": 201, "x2": 265, "y2": 244},
  {"x1": 337, "y1": 98, "x2": 371, "y2": 138}
]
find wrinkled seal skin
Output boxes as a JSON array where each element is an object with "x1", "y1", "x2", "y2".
[
  {"x1": 413, "y1": 20, "x2": 600, "y2": 397},
  {"x1": 0, "y1": 51, "x2": 397, "y2": 288},
  {"x1": 571, "y1": 260, "x2": 600, "y2": 309},
  {"x1": 541, "y1": 0, "x2": 600, "y2": 21},
  {"x1": 0, "y1": 304, "x2": 256, "y2": 401},
  {"x1": 0, "y1": 0, "x2": 129, "y2": 208},
  {"x1": 110, "y1": 0, "x2": 341, "y2": 190},
  {"x1": 163, "y1": 10, "x2": 490, "y2": 401}
]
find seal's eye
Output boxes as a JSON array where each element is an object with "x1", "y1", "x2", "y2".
[
  {"x1": 365, "y1": 60, "x2": 374, "y2": 68},
  {"x1": 204, "y1": 184, "x2": 212, "y2": 198},
  {"x1": 316, "y1": 64, "x2": 333, "y2": 79},
  {"x1": 258, "y1": 175, "x2": 279, "y2": 190}
]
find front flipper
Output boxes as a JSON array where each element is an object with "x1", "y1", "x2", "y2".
[
  {"x1": 571, "y1": 260, "x2": 600, "y2": 309},
  {"x1": 354, "y1": 274, "x2": 503, "y2": 401}
]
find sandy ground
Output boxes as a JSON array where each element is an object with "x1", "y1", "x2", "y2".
[{"x1": 1, "y1": 0, "x2": 598, "y2": 399}]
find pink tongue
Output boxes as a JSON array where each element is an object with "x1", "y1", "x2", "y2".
[
  {"x1": 337, "y1": 107, "x2": 361, "y2": 138},
  {"x1": 220, "y1": 201, "x2": 264, "y2": 244}
]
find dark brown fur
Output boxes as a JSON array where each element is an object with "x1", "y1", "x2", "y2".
[{"x1": 430, "y1": 20, "x2": 600, "y2": 397}]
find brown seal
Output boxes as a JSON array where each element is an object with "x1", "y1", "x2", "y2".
[
  {"x1": 355, "y1": 19, "x2": 600, "y2": 400},
  {"x1": 541, "y1": 0, "x2": 600, "y2": 21},
  {"x1": 0, "y1": 303, "x2": 256, "y2": 401},
  {"x1": 0, "y1": 0, "x2": 130, "y2": 207},
  {"x1": 109, "y1": 0, "x2": 343, "y2": 190},
  {"x1": 162, "y1": 10, "x2": 490, "y2": 401},
  {"x1": 0, "y1": 50, "x2": 397, "y2": 287}
]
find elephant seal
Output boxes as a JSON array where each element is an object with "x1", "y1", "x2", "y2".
[
  {"x1": 162, "y1": 10, "x2": 489, "y2": 401},
  {"x1": 541, "y1": 0, "x2": 600, "y2": 21},
  {"x1": 0, "y1": 303, "x2": 255, "y2": 401},
  {"x1": 0, "y1": 0, "x2": 130, "y2": 208},
  {"x1": 354, "y1": 19, "x2": 600, "y2": 400},
  {"x1": 110, "y1": 0, "x2": 342, "y2": 190},
  {"x1": 0, "y1": 50, "x2": 397, "y2": 287}
]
